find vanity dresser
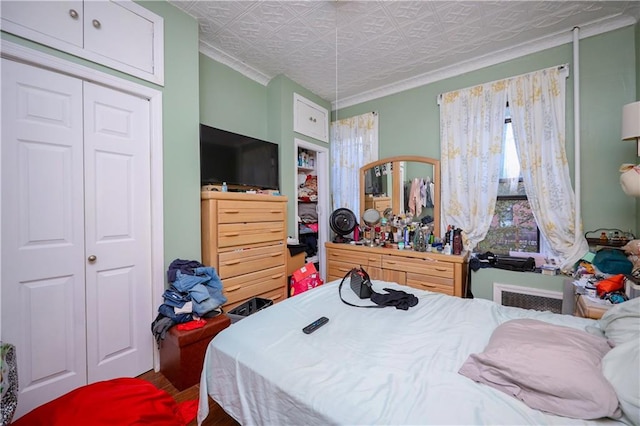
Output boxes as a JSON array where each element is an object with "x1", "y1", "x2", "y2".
[
  {"x1": 326, "y1": 155, "x2": 469, "y2": 297},
  {"x1": 326, "y1": 243, "x2": 469, "y2": 297}
]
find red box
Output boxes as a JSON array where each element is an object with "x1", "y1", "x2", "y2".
[{"x1": 159, "y1": 314, "x2": 230, "y2": 390}]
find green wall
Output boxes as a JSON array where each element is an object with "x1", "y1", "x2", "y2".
[
  {"x1": 199, "y1": 61, "x2": 331, "y2": 235},
  {"x1": 1, "y1": 1, "x2": 201, "y2": 273},
  {"x1": 199, "y1": 56, "x2": 268, "y2": 139},
  {"x1": 336, "y1": 28, "x2": 637, "y2": 235}
]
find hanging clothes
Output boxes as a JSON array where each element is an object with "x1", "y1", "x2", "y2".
[{"x1": 408, "y1": 178, "x2": 422, "y2": 216}]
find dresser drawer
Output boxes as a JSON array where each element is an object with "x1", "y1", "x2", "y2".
[
  {"x1": 327, "y1": 248, "x2": 382, "y2": 269},
  {"x1": 218, "y1": 222, "x2": 285, "y2": 248},
  {"x1": 406, "y1": 272, "x2": 454, "y2": 295},
  {"x1": 382, "y1": 255, "x2": 454, "y2": 278},
  {"x1": 218, "y1": 200, "x2": 286, "y2": 224},
  {"x1": 327, "y1": 262, "x2": 382, "y2": 282},
  {"x1": 222, "y1": 265, "x2": 286, "y2": 307},
  {"x1": 224, "y1": 287, "x2": 287, "y2": 313},
  {"x1": 218, "y1": 245, "x2": 284, "y2": 279}
]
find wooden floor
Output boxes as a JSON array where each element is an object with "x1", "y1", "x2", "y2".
[{"x1": 137, "y1": 369, "x2": 239, "y2": 426}]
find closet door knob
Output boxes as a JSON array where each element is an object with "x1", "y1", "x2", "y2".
[
  {"x1": 92, "y1": 19, "x2": 101, "y2": 29},
  {"x1": 69, "y1": 9, "x2": 79, "y2": 19},
  {"x1": 88, "y1": 255, "x2": 97, "y2": 262}
]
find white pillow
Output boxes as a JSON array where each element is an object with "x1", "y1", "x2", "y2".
[
  {"x1": 602, "y1": 340, "x2": 640, "y2": 426},
  {"x1": 598, "y1": 297, "x2": 640, "y2": 346}
]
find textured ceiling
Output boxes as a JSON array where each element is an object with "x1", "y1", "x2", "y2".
[{"x1": 169, "y1": 1, "x2": 639, "y2": 109}]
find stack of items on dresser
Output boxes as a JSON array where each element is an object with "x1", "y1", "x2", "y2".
[
  {"x1": 151, "y1": 259, "x2": 227, "y2": 345},
  {"x1": 572, "y1": 238, "x2": 640, "y2": 306}
]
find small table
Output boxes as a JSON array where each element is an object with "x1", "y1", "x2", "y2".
[{"x1": 574, "y1": 295, "x2": 612, "y2": 320}]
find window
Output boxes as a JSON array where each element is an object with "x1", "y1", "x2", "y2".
[{"x1": 475, "y1": 115, "x2": 541, "y2": 255}]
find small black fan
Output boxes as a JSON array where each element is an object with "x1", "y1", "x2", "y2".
[{"x1": 329, "y1": 208, "x2": 357, "y2": 243}]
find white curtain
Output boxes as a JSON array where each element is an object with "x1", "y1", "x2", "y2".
[
  {"x1": 330, "y1": 112, "x2": 378, "y2": 216},
  {"x1": 508, "y1": 66, "x2": 588, "y2": 270},
  {"x1": 440, "y1": 82, "x2": 508, "y2": 250},
  {"x1": 440, "y1": 65, "x2": 588, "y2": 269}
]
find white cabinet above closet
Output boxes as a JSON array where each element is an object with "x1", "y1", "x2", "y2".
[
  {"x1": 1, "y1": 0, "x2": 164, "y2": 85},
  {"x1": 294, "y1": 93, "x2": 328, "y2": 143}
]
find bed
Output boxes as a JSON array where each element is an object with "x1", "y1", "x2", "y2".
[{"x1": 197, "y1": 279, "x2": 639, "y2": 425}]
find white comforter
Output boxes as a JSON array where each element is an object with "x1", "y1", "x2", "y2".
[{"x1": 198, "y1": 280, "x2": 623, "y2": 425}]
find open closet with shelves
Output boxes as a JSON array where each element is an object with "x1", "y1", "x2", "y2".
[{"x1": 297, "y1": 147, "x2": 319, "y2": 267}]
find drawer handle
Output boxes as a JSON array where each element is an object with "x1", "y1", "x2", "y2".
[
  {"x1": 271, "y1": 273, "x2": 284, "y2": 279},
  {"x1": 270, "y1": 253, "x2": 281, "y2": 257},
  {"x1": 269, "y1": 210, "x2": 281, "y2": 214},
  {"x1": 226, "y1": 285, "x2": 241, "y2": 292},
  {"x1": 92, "y1": 19, "x2": 101, "y2": 29},
  {"x1": 269, "y1": 229, "x2": 281, "y2": 233},
  {"x1": 368, "y1": 258, "x2": 378, "y2": 262},
  {"x1": 434, "y1": 267, "x2": 448, "y2": 272},
  {"x1": 272, "y1": 295, "x2": 282, "y2": 301},
  {"x1": 223, "y1": 260, "x2": 241, "y2": 266},
  {"x1": 420, "y1": 283, "x2": 436, "y2": 289},
  {"x1": 69, "y1": 9, "x2": 79, "y2": 19},
  {"x1": 338, "y1": 267, "x2": 350, "y2": 272},
  {"x1": 225, "y1": 210, "x2": 240, "y2": 214},
  {"x1": 386, "y1": 261, "x2": 397, "y2": 265},
  {"x1": 224, "y1": 232, "x2": 240, "y2": 237}
]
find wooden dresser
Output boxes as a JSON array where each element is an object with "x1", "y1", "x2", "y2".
[
  {"x1": 201, "y1": 192, "x2": 288, "y2": 311},
  {"x1": 325, "y1": 242, "x2": 469, "y2": 297},
  {"x1": 364, "y1": 195, "x2": 391, "y2": 216}
]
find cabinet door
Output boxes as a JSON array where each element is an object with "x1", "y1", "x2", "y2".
[
  {"x1": 294, "y1": 93, "x2": 328, "y2": 142},
  {"x1": 1, "y1": 1, "x2": 83, "y2": 47},
  {"x1": 84, "y1": 1, "x2": 154, "y2": 74}
]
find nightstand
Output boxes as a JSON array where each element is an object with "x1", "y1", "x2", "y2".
[{"x1": 574, "y1": 295, "x2": 612, "y2": 320}]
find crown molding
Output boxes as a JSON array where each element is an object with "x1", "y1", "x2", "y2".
[
  {"x1": 332, "y1": 14, "x2": 636, "y2": 111},
  {"x1": 197, "y1": 13, "x2": 636, "y2": 112},
  {"x1": 199, "y1": 40, "x2": 272, "y2": 86}
]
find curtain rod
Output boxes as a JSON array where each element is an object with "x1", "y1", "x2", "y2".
[{"x1": 436, "y1": 64, "x2": 569, "y2": 105}]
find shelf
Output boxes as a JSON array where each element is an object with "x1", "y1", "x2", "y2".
[{"x1": 298, "y1": 166, "x2": 315, "y2": 173}]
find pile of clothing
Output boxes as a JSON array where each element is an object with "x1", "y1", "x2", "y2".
[{"x1": 151, "y1": 259, "x2": 227, "y2": 345}]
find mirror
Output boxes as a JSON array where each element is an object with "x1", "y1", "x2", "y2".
[{"x1": 360, "y1": 155, "x2": 441, "y2": 237}]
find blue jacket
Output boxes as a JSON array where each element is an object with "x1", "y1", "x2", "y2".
[{"x1": 172, "y1": 267, "x2": 227, "y2": 316}]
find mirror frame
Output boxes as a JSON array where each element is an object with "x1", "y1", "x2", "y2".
[{"x1": 359, "y1": 155, "x2": 441, "y2": 237}]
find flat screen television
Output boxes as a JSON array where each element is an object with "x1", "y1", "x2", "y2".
[{"x1": 200, "y1": 124, "x2": 279, "y2": 190}]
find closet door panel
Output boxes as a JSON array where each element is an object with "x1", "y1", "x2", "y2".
[
  {"x1": 1, "y1": 59, "x2": 87, "y2": 418},
  {"x1": 83, "y1": 82, "x2": 153, "y2": 382}
]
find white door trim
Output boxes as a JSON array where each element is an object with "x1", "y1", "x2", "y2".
[
  {"x1": 294, "y1": 139, "x2": 329, "y2": 281},
  {"x1": 1, "y1": 40, "x2": 164, "y2": 368}
]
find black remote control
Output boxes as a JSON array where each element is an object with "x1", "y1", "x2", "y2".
[{"x1": 303, "y1": 317, "x2": 329, "y2": 334}]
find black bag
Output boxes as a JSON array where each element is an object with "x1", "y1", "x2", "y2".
[
  {"x1": 350, "y1": 267, "x2": 373, "y2": 299},
  {"x1": 493, "y1": 255, "x2": 536, "y2": 272},
  {"x1": 338, "y1": 267, "x2": 383, "y2": 309}
]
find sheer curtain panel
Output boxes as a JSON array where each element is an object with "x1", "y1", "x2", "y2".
[
  {"x1": 508, "y1": 66, "x2": 588, "y2": 270},
  {"x1": 330, "y1": 112, "x2": 378, "y2": 215},
  {"x1": 440, "y1": 82, "x2": 507, "y2": 250}
]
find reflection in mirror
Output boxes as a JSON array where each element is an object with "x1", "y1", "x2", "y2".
[
  {"x1": 363, "y1": 162, "x2": 393, "y2": 218},
  {"x1": 360, "y1": 156, "x2": 440, "y2": 237},
  {"x1": 403, "y1": 162, "x2": 435, "y2": 224}
]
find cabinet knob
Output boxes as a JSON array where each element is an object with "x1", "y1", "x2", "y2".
[
  {"x1": 69, "y1": 9, "x2": 79, "y2": 19},
  {"x1": 92, "y1": 19, "x2": 101, "y2": 29},
  {"x1": 308, "y1": 117, "x2": 317, "y2": 123},
  {"x1": 88, "y1": 255, "x2": 97, "y2": 263}
]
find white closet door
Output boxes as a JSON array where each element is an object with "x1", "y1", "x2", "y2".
[
  {"x1": 1, "y1": 59, "x2": 154, "y2": 419},
  {"x1": 83, "y1": 82, "x2": 153, "y2": 382},
  {"x1": 1, "y1": 59, "x2": 87, "y2": 417}
]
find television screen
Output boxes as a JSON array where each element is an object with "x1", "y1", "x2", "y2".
[{"x1": 200, "y1": 124, "x2": 279, "y2": 190}]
